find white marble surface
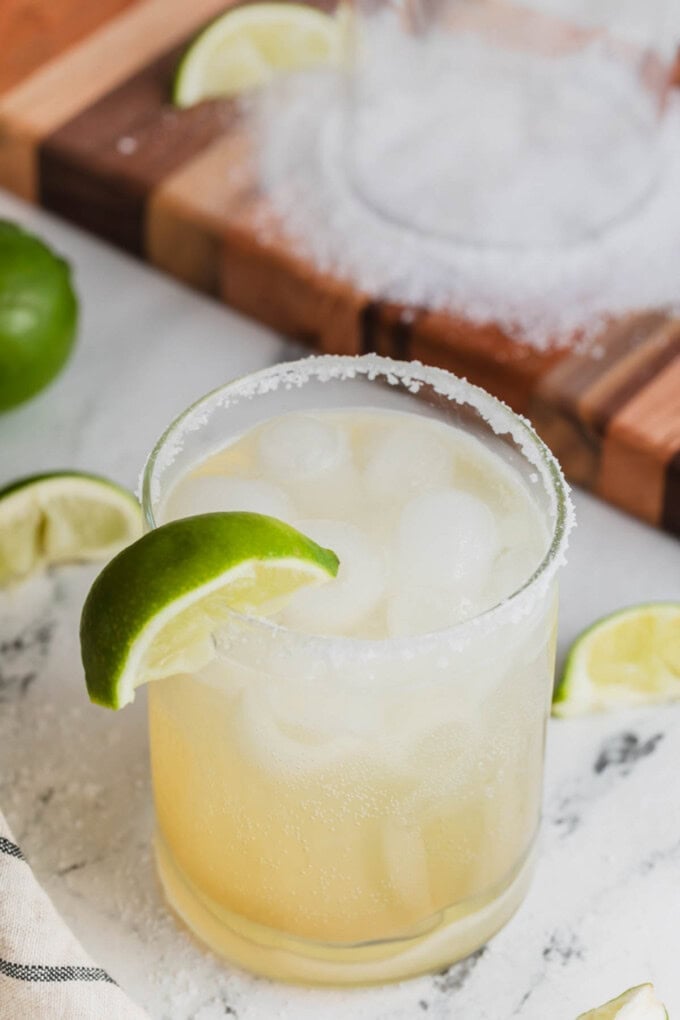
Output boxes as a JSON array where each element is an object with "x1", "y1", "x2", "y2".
[{"x1": 1, "y1": 191, "x2": 679, "y2": 1020}]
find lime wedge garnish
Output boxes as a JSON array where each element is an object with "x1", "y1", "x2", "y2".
[
  {"x1": 553, "y1": 603, "x2": 680, "y2": 717},
  {"x1": 80, "y1": 512, "x2": 339, "y2": 710},
  {"x1": 173, "y1": 2, "x2": 342, "y2": 107},
  {"x1": 0, "y1": 471, "x2": 142, "y2": 585},
  {"x1": 577, "y1": 983, "x2": 668, "y2": 1019}
]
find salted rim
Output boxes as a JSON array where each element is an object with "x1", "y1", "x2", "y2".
[{"x1": 141, "y1": 354, "x2": 574, "y2": 659}]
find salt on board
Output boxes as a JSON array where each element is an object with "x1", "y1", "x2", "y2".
[{"x1": 247, "y1": 25, "x2": 680, "y2": 350}]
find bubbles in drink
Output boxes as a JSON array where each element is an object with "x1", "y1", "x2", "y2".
[
  {"x1": 282, "y1": 519, "x2": 387, "y2": 636},
  {"x1": 387, "y1": 586, "x2": 475, "y2": 638},
  {"x1": 379, "y1": 816, "x2": 433, "y2": 918},
  {"x1": 396, "y1": 489, "x2": 500, "y2": 596},
  {"x1": 165, "y1": 475, "x2": 295, "y2": 523}
]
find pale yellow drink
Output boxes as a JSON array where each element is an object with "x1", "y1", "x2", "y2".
[{"x1": 142, "y1": 357, "x2": 571, "y2": 985}]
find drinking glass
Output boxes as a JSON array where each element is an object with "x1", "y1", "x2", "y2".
[
  {"x1": 142, "y1": 355, "x2": 573, "y2": 985},
  {"x1": 344, "y1": 0, "x2": 674, "y2": 246}
]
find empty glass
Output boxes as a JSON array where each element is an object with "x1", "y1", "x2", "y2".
[{"x1": 345, "y1": 0, "x2": 674, "y2": 247}]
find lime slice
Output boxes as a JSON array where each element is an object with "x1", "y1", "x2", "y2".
[
  {"x1": 553, "y1": 603, "x2": 680, "y2": 717},
  {"x1": 173, "y1": 3, "x2": 342, "y2": 107},
  {"x1": 0, "y1": 472, "x2": 142, "y2": 585},
  {"x1": 577, "y1": 983, "x2": 668, "y2": 1019},
  {"x1": 80, "y1": 512, "x2": 339, "y2": 710}
]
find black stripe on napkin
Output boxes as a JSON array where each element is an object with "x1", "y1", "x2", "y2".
[
  {"x1": 0, "y1": 836, "x2": 25, "y2": 861},
  {"x1": 0, "y1": 959, "x2": 116, "y2": 984}
]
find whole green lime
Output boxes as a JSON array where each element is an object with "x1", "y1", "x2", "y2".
[{"x1": 0, "y1": 220, "x2": 78, "y2": 411}]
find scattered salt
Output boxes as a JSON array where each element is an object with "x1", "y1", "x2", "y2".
[{"x1": 116, "y1": 136, "x2": 138, "y2": 156}]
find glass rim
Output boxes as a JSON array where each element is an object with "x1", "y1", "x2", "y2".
[{"x1": 141, "y1": 353, "x2": 574, "y2": 658}]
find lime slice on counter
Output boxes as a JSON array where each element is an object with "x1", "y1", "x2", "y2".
[
  {"x1": 173, "y1": 2, "x2": 342, "y2": 107},
  {"x1": 577, "y1": 983, "x2": 668, "y2": 1019},
  {"x1": 0, "y1": 472, "x2": 142, "y2": 585},
  {"x1": 80, "y1": 512, "x2": 339, "y2": 709},
  {"x1": 553, "y1": 603, "x2": 680, "y2": 717}
]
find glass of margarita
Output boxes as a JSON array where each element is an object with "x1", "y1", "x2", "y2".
[{"x1": 141, "y1": 355, "x2": 573, "y2": 985}]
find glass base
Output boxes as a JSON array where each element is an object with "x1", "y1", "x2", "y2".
[{"x1": 155, "y1": 833, "x2": 537, "y2": 987}]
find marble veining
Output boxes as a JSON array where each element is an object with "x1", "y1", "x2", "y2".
[
  {"x1": 593, "y1": 732, "x2": 664, "y2": 775},
  {"x1": 1, "y1": 193, "x2": 679, "y2": 1020}
]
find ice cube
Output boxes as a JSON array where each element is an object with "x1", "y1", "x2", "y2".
[
  {"x1": 258, "y1": 414, "x2": 358, "y2": 517},
  {"x1": 396, "y1": 489, "x2": 499, "y2": 595},
  {"x1": 282, "y1": 520, "x2": 387, "y2": 636},
  {"x1": 258, "y1": 414, "x2": 350, "y2": 482},
  {"x1": 236, "y1": 685, "x2": 359, "y2": 774},
  {"x1": 165, "y1": 475, "x2": 295, "y2": 523},
  {"x1": 363, "y1": 425, "x2": 453, "y2": 502},
  {"x1": 387, "y1": 586, "x2": 476, "y2": 638}
]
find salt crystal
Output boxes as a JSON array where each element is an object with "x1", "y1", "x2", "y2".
[{"x1": 116, "y1": 136, "x2": 138, "y2": 155}]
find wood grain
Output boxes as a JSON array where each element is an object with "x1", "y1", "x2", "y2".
[
  {"x1": 411, "y1": 311, "x2": 565, "y2": 415},
  {"x1": 0, "y1": 0, "x2": 231, "y2": 200},
  {"x1": 147, "y1": 128, "x2": 249, "y2": 292},
  {"x1": 222, "y1": 211, "x2": 369, "y2": 355},
  {"x1": 600, "y1": 356, "x2": 680, "y2": 524},
  {"x1": 40, "y1": 57, "x2": 237, "y2": 254},
  {"x1": 532, "y1": 314, "x2": 680, "y2": 526},
  {"x1": 0, "y1": 0, "x2": 140, "y2": 94}
]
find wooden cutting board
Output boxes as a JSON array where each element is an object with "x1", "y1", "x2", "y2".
[{"x1": 1, "y1": 0, "x2": 679, "y2": 536}]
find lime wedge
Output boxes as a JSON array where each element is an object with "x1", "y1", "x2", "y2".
[
  {"x1": 80, "y1": 512, "x2": 339, "y2": 710},
  {"x1": 0, "y1": 471, "x2": 142, "y2": 585},
  {"x1": 173, "y1": 3, "x2": 342, "y2": 107},
  {"x1": 553, "y1": 603, "x2": 680, "y2": 717},
  {"x1": 577, "y1": 983, "x2": 668, "y2": 1019}
]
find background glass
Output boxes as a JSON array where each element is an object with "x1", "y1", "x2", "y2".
[{"x1": 345, "y1": 0, "x2": 674, "y2": 247}]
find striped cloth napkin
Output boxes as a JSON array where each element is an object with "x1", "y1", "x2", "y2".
[{"x1": 0, "y1": 808, "x2": 148, "y2": 1019}]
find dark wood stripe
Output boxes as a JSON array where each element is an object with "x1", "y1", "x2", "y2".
[
  {"x1": 0, "y1": 835, "x2": 25, "y2": 861},
  {"x1": 0, "y1": 958, "x2": 115, "y2": 984},
  {"x1": 590, "y1": 326, "x2": 680, "y2": 434},
  {"x1": 661, "y1": 448, "x2": 680, "y2": 536},
  {"x1": 391, "y1": 309, "x2": 419, "y2": 361},
  {"x1": 366, "y1": 304, "x2": 425, "y2": 359},
  {"x1": 38, "y1": 39, "x2": 237, "y2": 254},
  {"x1": 360, "y1": 302, "x2": 381, "y2": 354},
  {"x1": 0, "y1": 0, "x2": 140, "y2": 95}
]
